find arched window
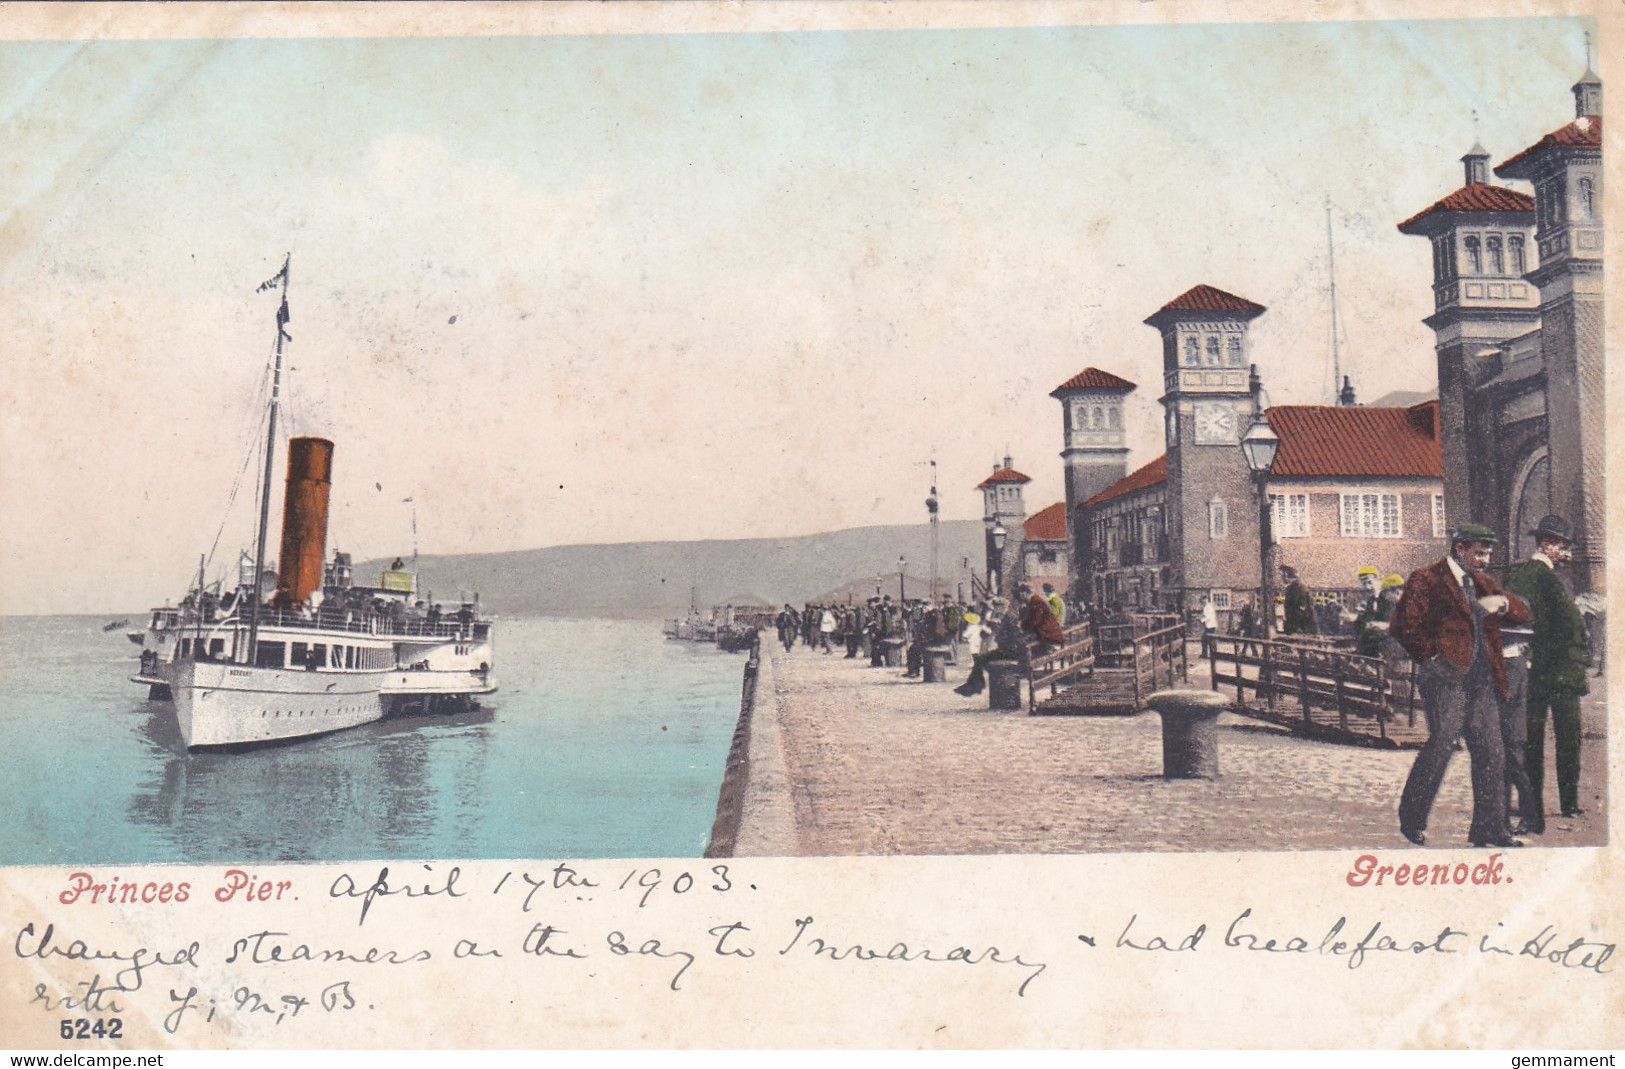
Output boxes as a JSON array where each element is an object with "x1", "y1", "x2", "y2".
[
  {"x1": 1184, "y1": 336, "x2": 1199, "y2": 366},
  {"x1": 1227, "y1": 336, "x2": 1242, "y2": 366},
  {"x1": 1206, "y1": 336, "x2": 1221, "y2": 366},
  {"x1": 1544, "y1": 178, "x2": 1566, "y2": 225},
  {"x1": 1509, "y1": 235, "x2": 1526, "y2": 276},
  {"x1": 1091, "y1": 406, "x2": 1103, "y2": 429},
  {"x1": 1578, "y1": 177, "x2": 1595, "y2": 220},
  {"x1": 1487, "y1": 235, "x2": 1504, "y2": 275},
  {"x1": 1464, "y1": 235, "x2": 1482, "y2": 274},
  {"x1": 1107, "y1": 406, "x2": 1120, "y2": 429}
]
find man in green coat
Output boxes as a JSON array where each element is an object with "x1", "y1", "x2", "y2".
[{"x1": 1504, "y1": 515, "x2": 1591, "y2": 826}]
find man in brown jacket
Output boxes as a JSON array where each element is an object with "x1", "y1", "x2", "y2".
[
  {"x1": 1388, "y1": 523, "x2": 1531, "y2": 848},
  {"x1": 1018, "y1": 583, "x2": 1063, "y2": 649}
]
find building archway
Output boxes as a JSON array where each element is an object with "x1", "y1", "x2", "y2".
[{"x1": 1508, "y1": 446, "x2": 1549, "y2": 562}]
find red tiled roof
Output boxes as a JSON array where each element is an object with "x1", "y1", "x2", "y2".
[
  {"x1": 1144, "y1": 285, "x2": 1266, "y2": 327},
  {"x1": 1397, "y1": 183, "x2": 1535, "y2": 233},
  {"x1": 1082, "y1": 454, "x2": 1167, "y2": 508},
  {"x1": 1024, "y1": 502, "x2": 1068, "y2": 541},
  {"x1": 1050, "y1": 367, "x2": 1137, "y2": 395},
  {"x1": 1265, "y1": 402, "x2": 1442, "y2": 478},
  {"x1": 1496, "y1": 115, "x2": 1602, "y2": 178},
  {"x1": 976, "y1": 466, "x2": 1031, "y2": 489}
]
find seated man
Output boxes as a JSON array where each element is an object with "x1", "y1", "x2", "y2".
[
  {"x1": 954, "y1": 600, "x2": 1020, "y2": 696},
  {"x1": 1019, "y1": 582, "x2": 1063, "y2": 653}
]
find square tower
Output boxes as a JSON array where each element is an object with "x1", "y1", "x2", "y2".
[
  {"x1": 1145, "y1": 284, "x2": 1267, "y2": 613},
  {"x1": 1050, "y1": 367, "x2": 1136, "y2": 585},
  {"x1": 1397, "y1": 143, "x2": 1540, "y2": 549},
  {"x1": 976, "y1": 458, "x2": 1030, "y2": 599},
  {"x1": 1496, "y1": 71, "x2": 1605, "y2": 592}
]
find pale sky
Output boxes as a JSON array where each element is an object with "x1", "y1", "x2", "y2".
[{"x1": 0, "y1": 8, "x2": 1598, "y2": 613}]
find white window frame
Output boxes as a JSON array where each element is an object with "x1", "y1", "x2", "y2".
[
  {"x1": 1340, "y1": 491, "x2": 1403, "y2": 539},
  {"x1": 1269, "y1": 493, "x2": 1311, "y2": 538},
  {"x1": 1208, "y1": 498, "x2": 1228, "y2": 540},
  {"x1": 1431, "y1": 494, "x2": 1446, "y2": 538}
]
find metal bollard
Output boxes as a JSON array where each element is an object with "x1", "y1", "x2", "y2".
[
  {"x1": 923, "y1": 646, "x2": 951, "y2": 683},
  {"x1": 1146, "y1": 689, "x2": 1228, "y2": 779},
  {"x1": 986, "y1": 660, "x2": 1024, "y2": 710}
]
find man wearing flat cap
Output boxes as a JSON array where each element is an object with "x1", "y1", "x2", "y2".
[
  {"x1": 1388, "y1": 522, "x2": 1531, "y2": 848},
  {"x1": 1504, "y1": 515, "x2": 1591, "y2": 827}
]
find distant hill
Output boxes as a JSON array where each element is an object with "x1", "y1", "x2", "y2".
[{"x1": 358, "y1": 521, "x2": 991, "y2": 618}]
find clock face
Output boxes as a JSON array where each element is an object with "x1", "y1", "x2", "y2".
[{"x1": 1194, "y1": 401, "x2": 1237, "y2": 445}]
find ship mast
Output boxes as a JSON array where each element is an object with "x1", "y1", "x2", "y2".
[{"x1": 246, "y1": 254, "x2": 291, "y2": 662}]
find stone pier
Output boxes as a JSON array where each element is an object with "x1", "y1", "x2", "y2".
[{"x1": 712, "y1": 641, "x2": 1607, "y2": 856}]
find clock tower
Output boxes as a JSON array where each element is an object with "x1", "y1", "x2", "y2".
[{"x1": 1144, "y1": 284, "x2": 1267, "y2": 613}]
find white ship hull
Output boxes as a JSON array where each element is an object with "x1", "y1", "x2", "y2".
[
  {"x1": 132, "y1": 617, "x2": 496, "y2": 748},
  {"x1": 171, "y1": 659, "x2": 391, "y2": 748}
]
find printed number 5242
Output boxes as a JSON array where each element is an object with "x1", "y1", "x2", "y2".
[{"x1": 60, "y1": 1018, "x2": 123, "y2": 1040}]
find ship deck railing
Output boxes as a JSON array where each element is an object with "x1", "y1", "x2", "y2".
[{"x1": 175, "y1": 606, "x2": 493, "y2": 642}]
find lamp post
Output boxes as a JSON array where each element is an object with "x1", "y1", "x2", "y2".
[
  {"x1": 898, "y1": 555, "x2": 907, "y2": 603},
  {"x1": 875, "y1": 574, "x2": 883, "y2": 599},
  {"x1": 990, "y1": 521, "x2": 1007, "y2": 600},
  {"x1": 926, "y1": 471, "x2": 940, "y2": 603},
  {"x1": 1240, "y1": 415, "x2": 1281, "y2": 637}
]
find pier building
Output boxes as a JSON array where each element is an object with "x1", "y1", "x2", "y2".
[
  {"x1": 1019, "y1": 501, "x2": 1071, "y2": 601},
  {"x1": 1397, "y1": 67, "x2": 1605, "y2": 590}
]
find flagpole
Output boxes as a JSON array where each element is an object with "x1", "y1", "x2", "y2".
[{"x1": 246, "y1": 254, "x2": 291, "y2": 663}]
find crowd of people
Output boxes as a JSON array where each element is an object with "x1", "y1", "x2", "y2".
[
  {"x1": 772, "y1": 577, "x2": 1107, "y2": 711},
  {"x1": 765, "y1": 513, "x2": 1596, "y2": 849},
  {"x1": 1196, "y1": 564, "x2": 1409, "y2": 651},
  {"x1": 772, "y1": 580, "x2": 1078, "y2": 695}
]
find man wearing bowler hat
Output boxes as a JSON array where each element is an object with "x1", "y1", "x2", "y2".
[
  {"x1": 1389, "y1": 522, "x2": 1531, "y2": 848},
  {"x1": 1504, "y1": 515, "x2": 1592, "y2": 826}
]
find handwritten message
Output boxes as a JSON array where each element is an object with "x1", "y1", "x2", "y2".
[{"x1": 4, "y1": 856, "x2": 1616, "y2": 1047}]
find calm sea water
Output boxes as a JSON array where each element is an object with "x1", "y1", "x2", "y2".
[{"x1": 0, "y1": 616, "x2": 746, "y2": 865}]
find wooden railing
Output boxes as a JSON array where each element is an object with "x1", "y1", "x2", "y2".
[
  {"x1": 1206, "y1": 633, "x2": 1419, "y2": 742},
  {"x1": 1025, "y1": 614, "x2": 1188, "y2": 712},
  {"x1": 1127, "y1": 622, "x2": 1189, "y2": 707},
  {"x1": 1027, "y1": 624, "x2": 1096, "y2": 710}
]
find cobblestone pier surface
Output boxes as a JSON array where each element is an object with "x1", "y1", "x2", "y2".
[{"x1": 723, "y1": 641, "x2": 1607, "y2": 856}]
